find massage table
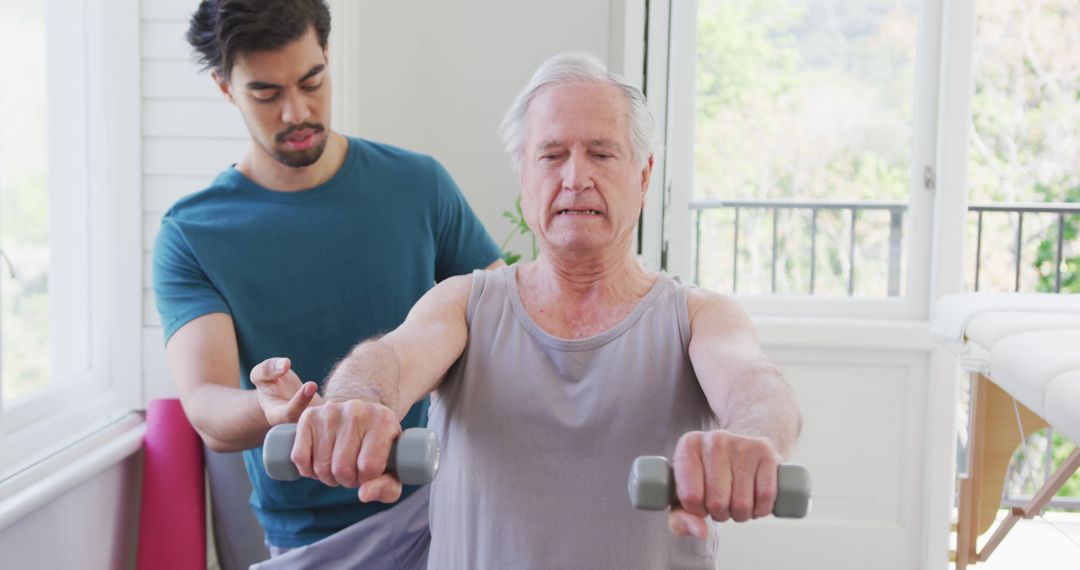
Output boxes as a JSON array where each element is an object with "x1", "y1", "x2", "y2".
[{"x1": 931, "y1": 293, "x2": 1080, "y2": 567}]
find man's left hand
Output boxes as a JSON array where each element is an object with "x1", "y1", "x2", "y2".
[
  {"x1": 250, "y1": 357, "x2": 325, "y2": 426},
  {"x1": 667, "y1": 430, "x2": 781, "y2": 539}
]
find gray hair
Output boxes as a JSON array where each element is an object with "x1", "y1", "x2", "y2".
[{"x1": 499, "y1": 52, "x2": 657, "y2": 173}]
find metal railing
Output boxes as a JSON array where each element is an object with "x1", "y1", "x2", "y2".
[
  {"x1": 691, "y1": 199, "x2": 1079, "y2": 296},
  {"x1": 690, "y1": 198, "x2": 907, "y2": 295},
  {"x1": 969, "y1": 202, "x2": 1080, "y2": 293}
]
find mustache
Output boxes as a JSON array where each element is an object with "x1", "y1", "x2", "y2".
[{"x1": 276, "y1": 123, "x2": 325, "y2": 143}]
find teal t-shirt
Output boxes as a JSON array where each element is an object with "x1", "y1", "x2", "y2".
[{"x1": 152, "y1": 137, "x2": 501, "y2": 547}]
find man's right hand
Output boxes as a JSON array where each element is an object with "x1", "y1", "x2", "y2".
[
  {"x1": 291, "y1": 400, "x2": 405, "y2": 503},
  {"x1": 251, "y1": 357, "x2": 323, "y2": 426}
]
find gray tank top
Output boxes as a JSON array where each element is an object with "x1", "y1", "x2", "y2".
[{"x1": 427, "y1": 265, "x2": 719, "y2": 569}]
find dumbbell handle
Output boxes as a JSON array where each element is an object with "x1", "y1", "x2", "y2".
[
  {"x1": 262, "y1": 424, "x2": 440, "y2": 486},
  {"x1": 628, "y1": 456, "x2": 811, "y2": 519}
]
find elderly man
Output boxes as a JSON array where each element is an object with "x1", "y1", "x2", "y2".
[{"x1": 260, "y1": 52, "x2": 801, "y2": 569}]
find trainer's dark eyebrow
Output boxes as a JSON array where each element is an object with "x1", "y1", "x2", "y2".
[
  {"x1": 246, "y1": 80, "x2": 281, "y2": 90},
  {"x1": 298, "y1": 64, "x2": 325, "y2": 83},
  {"x1": 246, "y1": 65, "x2": 325, "y2": 90}
]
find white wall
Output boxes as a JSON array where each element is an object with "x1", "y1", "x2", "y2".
[{"x1": 0, "y1": 454, "x2": 141, "y2": 569}]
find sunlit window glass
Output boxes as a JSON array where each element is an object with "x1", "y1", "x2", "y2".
[
  {"x1": 692, "y1": 0, "x2": 917, "y2": 297},
  {"x1": 0, "y1": 1, "x2": 50, "y2": 401}
]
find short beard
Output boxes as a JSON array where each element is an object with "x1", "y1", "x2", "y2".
[
  {"x1": 272, "y1": 134, "x2": 329, "y2": 168},
  {"x1": 256, "y1": 122, "x2": 329, "y2": 168}
]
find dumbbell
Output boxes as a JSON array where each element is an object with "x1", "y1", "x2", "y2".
[
  {"x1": 262, "y1": 423, "x2": 441, "y2": 485},
  {"x1": 628, "y1": 456, "x2": 811, "y2": 518}
]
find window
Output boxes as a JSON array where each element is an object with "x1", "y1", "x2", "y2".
[
  {"x1": 661, "y1": 0, "x2": 941, "y2": 319},
  {"x1": 0, "y1": 0, "x2": 140, "y2": 481}
]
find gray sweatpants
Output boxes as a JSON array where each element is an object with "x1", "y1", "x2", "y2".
[{"x1": 250, "y1": 485, "x2": 430, "y2": 570}]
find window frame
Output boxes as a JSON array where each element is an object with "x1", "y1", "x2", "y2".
[
  {"x1": 654, "y1": 0, "x2": 948, "y2": 320},
  {"x1": 0, "y1": 0, "x2": 142, "y2": 481}
]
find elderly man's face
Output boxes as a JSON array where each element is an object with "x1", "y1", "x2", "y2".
[{"x1": 518, "y1": 81, "x2": 651, "y2": 257}]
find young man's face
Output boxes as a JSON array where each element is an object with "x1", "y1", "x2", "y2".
[{"x1": 216, "y1": 26, "x2": 332, "y2": 168}]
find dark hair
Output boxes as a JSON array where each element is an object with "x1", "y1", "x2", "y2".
[{"x1": 187, "y1": 0, "x2": 331, "y2": 81}]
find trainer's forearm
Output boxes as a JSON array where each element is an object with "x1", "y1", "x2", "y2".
[
  {"x1": 719, "y1": 359, "x2": 801, "y2": 458},
  {"x1": 323, "y1": 339, "x2": 410, "y2": 419},
  {"x1": 181, "y1": 384, "x2": 270, "y2": 452}
]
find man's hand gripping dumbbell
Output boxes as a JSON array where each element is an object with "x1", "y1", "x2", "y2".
[
  {"x1": 262, "y1": 401, "x2": 440, "y2": 503},
  {"x1": 628, "y1": 431, "x2": 811, "y2": 538}
]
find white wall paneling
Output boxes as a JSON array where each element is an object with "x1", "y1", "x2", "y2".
[
  {"x1": 715, "y1": 342, "x2": 932, "y2": 569},
  {"x1": 143, "y1": 138, "x2": 250, "y2": 177},
  {"x1": 143, "y1": 100, "x2": 246, "y2": 139},
  {"x1": 0, "y1": 455, "x2": 142, "y2": 569}
]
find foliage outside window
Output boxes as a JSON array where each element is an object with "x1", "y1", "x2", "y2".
[
  {"x1": 693, "y1": 0, "x2": 917, "y2": 297},
  {"x1": 0, "y1": 1, "x2": 49, "y2": 402},
  {"x1": 965, "y1": 0, "x2": 1079, "y2": 294}
]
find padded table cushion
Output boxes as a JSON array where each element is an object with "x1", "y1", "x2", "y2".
[
  {"x1": 931, "y1": 293, "x2": 1080, "y2": 373},
  {"x1": 932, "y1": 293, "x2": 1080, "y2": 441},
  {"x1": 931, "y1": 293, "x2": 1080, "y2": 345},
  {"x1": 965, "y1": 312, "x2": 1080, "y2": 350},
  {"x1": 986, "y1": 330, "x2": 1080, "y2": 418},
  {"x1": 1046, "y1": 371, "x2": 1080, "y2": 444}
]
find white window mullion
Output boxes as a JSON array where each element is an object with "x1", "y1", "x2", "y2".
[
  {"x1": 929, "y1": 0, "x2": 976, "y2": 303},
  {"x1": 45, "y1": 0, "x2": 91, "y2": 385},
  {"x1": 88, "y1": 0, "x2": 144, "y2": 409},
  {"x1": 903, "y1": 0, "x2": 947, "y2": 320},
  {"x1": 661, "y1": 0, "x2": 695, "y2": 281}
]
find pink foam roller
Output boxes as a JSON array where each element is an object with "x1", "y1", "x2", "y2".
[{"x1": 137, "y1": 399, "x2": 205, "y2": 570}]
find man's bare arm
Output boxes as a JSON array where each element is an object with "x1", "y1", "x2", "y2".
[
  {"x1": 292, "y1": 274, "x2": 474, "y2": 495},
  {"x1": 686, "y1": 289, "x2": 800, "y2": 456},
  {"x1": 166, "y1": 312, "x2": 268, "y2": 451},
  {"x1": 666, "y1": 288, "x2": 802, "y2": 538},
  {"x1": 322, "y1": 273, "x2": 474, "y2": 417}
]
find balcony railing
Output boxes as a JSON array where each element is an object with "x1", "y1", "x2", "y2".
[
  {"x1": 970, "y1": 202, "x2": 1080, "y2": 294},
  {"x1": 690, "y1": 199, "x2": 1079, "y2": 296},
  {"x1": 690, "y1": 198, "x2": 907, "y2": 295}
]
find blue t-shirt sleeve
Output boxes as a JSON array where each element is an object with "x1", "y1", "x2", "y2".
[
  {"x1": 152, "y1": 218, "x2": 231, "y2": 343},
  {"x1": 431, "y1": 160, "x2": 503, "y2": 281}
]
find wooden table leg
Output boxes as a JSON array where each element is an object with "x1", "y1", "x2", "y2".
[{"x1": 956, "y1": 373, "x2": 1049, "y2": 567}]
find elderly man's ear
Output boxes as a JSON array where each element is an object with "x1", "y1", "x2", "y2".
[{"x1": 640, "y1": 155, "x2": 655, "y2": 205}]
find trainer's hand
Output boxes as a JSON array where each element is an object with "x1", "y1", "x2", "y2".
[
  {"x1": 251, "y1": 357, "x2": 323, "y2": 426},
  {"x1": 668, "y1": 430, "x2": 781, "y2": 539},
  {"x1": 292, "y1": 400, "x2": 403, "y2": 503}
]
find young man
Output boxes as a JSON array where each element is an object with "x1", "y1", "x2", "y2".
[{"x1": 152, "y1": 0, "x2": 501, "y2": 558}]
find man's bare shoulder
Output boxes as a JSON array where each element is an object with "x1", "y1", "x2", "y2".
[
  {"x1": 686, "y1": 287, "x2": 748, "y2": 322},
  {"x1": 431, "y1": 273, "x2": 475, "y2": 308}
]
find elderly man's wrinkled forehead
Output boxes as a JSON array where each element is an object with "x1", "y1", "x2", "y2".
[{"x1": 523, "y1": 80, "x2": 633, "y2": 140}]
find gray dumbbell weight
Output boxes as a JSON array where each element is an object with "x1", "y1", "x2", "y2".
[
  {"x1": 263, "y1": 423, "x2": 441, "y2": 485},
  {"x1": 628, "y1": 456, "x2": 811, "y2": 518}
]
